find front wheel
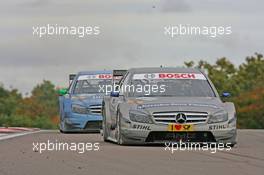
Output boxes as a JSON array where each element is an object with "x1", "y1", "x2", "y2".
[
  {"x1": 116, "y1": 112, "x2": 125, "y2": 145},
  {"x1": 59, "y1": 120, "x2": 65, "y2": 133},
  {"x1": 102, "y1": 107, "x2": 109, "y2": 141},
  {"x1": 59, "y1": 128, "x2": 64, "y2": 133}
]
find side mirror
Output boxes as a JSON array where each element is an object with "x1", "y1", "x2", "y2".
[
  {"x1": 58, "y1": 88, "x2": 68, "y2": 96},
  {"x1": 110, "y1": 91, "x2": 119, "y2": 97},
  {"x1": 222, "y1": 92, "x2": 231, "y2": 98}
]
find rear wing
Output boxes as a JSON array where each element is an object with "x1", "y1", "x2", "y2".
[
  {"x1": 113, "y1": 70, "x2": 127, "y2": 84},
  {"x1": 69, "y1": 74, "x2": 76, "y2": 85}
]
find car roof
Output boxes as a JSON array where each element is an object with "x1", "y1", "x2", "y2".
[
  {"x1": 128, "y1": 67, "x2": 202, "y2": 74},
  {"x1": 77, "y1": 70, "x2": 112, "y2": 75}
]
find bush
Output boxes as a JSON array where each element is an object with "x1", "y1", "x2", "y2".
[{"x1": 32, "y1": 117, "x2": 58, "y2": 129}]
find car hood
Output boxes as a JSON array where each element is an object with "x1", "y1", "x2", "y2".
[
  {"x1": 127, "y1": 97, "x2": 225, "y2": 114},
  {"x1": 71, "y1": 94, "x2": 104, "y2": 106}
]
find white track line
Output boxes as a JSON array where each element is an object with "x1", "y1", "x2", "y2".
[{"x1": 0, "y1": 130, "x2": 41, "y2": 141}]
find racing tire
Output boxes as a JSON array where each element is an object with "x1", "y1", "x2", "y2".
[
  {"x1": 59, "y1": 122, "x2": 65, "y2": 133},
  {"x1": 102, "y1": 106, "x2": 109, "y2": 142},
  {"x1": 226, "y1": 142, "x2": 236, "y2": 148},
  {"x1": 116, "y1": 112, "x2": 126, "y2": 145},
  {"x1": 59, "y1": 120, "x2": 70, "y2": 134}
]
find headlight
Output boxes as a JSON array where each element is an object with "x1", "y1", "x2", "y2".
[
  {"x1": 129, "y1": 110, "x2": 153, "y2": 124},
  {"x1": 208, "y1": 111, "x2": 228, "y2": 124},
  {"x1": 72, "y1": 104, "x2": 89, "y2": 114}
]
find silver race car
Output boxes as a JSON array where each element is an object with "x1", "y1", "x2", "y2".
[{"x1": 102, "y1": 67, "x2": 237, "y2": 145}]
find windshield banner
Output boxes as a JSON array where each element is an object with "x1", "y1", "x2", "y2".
[
  {"x1": 78, "y1": 74, "x2": 112, "y2": 80},
  {"x1": 133, "y1": 73, "x2": 206, "y2": 80}
]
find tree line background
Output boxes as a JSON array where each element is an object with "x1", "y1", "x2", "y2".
[{"x1": 0, "y1": 53, "x2": 263, "y2": 129}]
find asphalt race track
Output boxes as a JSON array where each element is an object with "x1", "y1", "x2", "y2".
[{"x1": 0, "y1": 130, "x2": 263, "y2": 175}]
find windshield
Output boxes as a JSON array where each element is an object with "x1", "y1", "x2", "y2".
[
  {"x1": 73, "y1": 78, "x2": 112, "y2": 94},
  {"x1": 129, "y1": 76, "x2": 216, "y2": 97}
]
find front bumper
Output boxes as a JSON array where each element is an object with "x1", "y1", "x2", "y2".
[
  {"x1": 120, "y1": 118, "x2": 237, "y2": 144},
  {"x1": 63, "y1": 113, "x2": 102, "y2": 132}
]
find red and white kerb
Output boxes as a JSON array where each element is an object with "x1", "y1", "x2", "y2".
[
  {"x1": 78, "y1": 74, "x2": 112, "y2": 80},
  {"x1": 133, "y1": 73, "x2": 206, "y2": 80}
]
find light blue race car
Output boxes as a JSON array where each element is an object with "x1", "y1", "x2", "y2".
[{"x1": 58, "y1": 70, "x2": 113, "y2": 133}]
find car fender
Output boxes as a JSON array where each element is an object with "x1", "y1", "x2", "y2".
[
  {"x1": 103, "y1": 96, "x2": 112, "y2": 125},
  {"x1": 62, "y1": 94, "x2": 72, "y2": 114},
  {"x1": 59, "y1": 96, "x2": 65, "y2": 116},
  {"x1": 223, "y1": 102, "x2": 236, "y2": 121},
  {"x1": 118, "y1": 103, "x2": 131, "y2": 121}
]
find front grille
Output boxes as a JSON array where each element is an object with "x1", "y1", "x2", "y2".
[
  {"x1": 89, "y1": 105, "x2": 102, "y2": 115},
  {"x1": 146, "y1": 131, "x2": 216, "y2": 143},
  {"x1": 152, "y1": 111, "x2": 208, "y2": 124}
]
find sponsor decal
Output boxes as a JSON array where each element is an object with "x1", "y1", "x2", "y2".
[
  {"x1": 137, "y1": 103, "x2": 219, "y2": 109},
  {"x1": 92, "y1": 95, "x2": 104, "y2": 99},
  {"x1": 136, "y1": 97, "x2": 158, "y2": 101},
  {"x1": 133, "y1": 73, "x2": 206, "y2": 80},
  {"x1": 132, "y1": 124, "x2": 151, "y2": 130},
  {"x1": 72, "y1": 94, "x2": 103, "y2": 100},
  {"x1": 98, "y1": 74, "x2": 112, "y2": 79},
  {"x1": 127, "y1": 99, "x2": 144, "y2": 105},
  {"x1": 209, "y1": 124, "x2": 228, "y2": 130},
  {"x1": 144, "y1": 73, "x2": 156, "y2": 79},
  {"x1": 159, "y1": 73, "x2": 196, "y2": 79},
  {"x1": 168, "y1": 124, "x2": 194, "y2": 132},
  {"x1": 78, "y1": 74, "x2": 112, "y2": 80}
]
